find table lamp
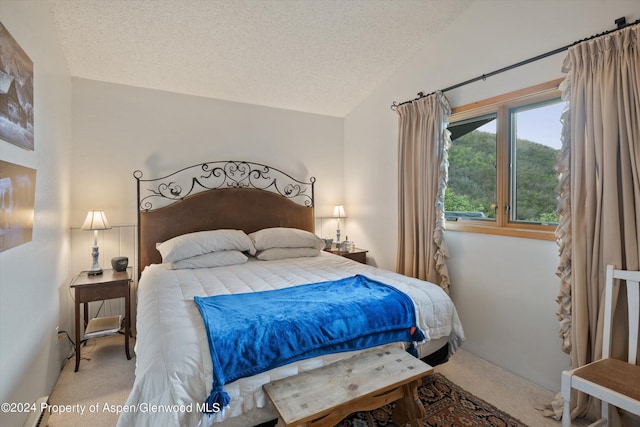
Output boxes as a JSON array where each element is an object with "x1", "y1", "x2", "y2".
[
  {"x1": 82, "y1": 210, "x2": 111, "y2": 275},
  {"x1": 333, "y1": 205, "x2": 346, "y2": 242}
]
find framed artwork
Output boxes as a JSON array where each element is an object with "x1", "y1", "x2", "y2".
[
  {"x1": 0, "y1": 160, "x2": 36, "y2": 252},
  {"x1": 0, "y1": 21, "x2": 34, "y2": 151}
]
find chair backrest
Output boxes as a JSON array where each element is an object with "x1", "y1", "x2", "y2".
[{"x1": 603, "y1": 265, "x2": 640, "y2": 363}]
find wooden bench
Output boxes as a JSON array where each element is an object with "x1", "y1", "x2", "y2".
[{"x1": 263, "y1": 343, "x2": 433, "y2": 427}]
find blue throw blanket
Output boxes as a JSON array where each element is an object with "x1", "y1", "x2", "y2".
[{"x1": 193, "y1": 274, "x2": 425, "y2": 411}]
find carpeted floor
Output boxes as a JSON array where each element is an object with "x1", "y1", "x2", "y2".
[{"x1": 48, "y1": 335, "x2": 588, "y2": 426}]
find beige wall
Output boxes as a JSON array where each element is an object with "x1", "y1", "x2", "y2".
[
  {"x1": 69, "y1": 79, "x2": 345, "y2": 229},
  {"x1": 0, "y1": 1, "x2": 72, "y2": 426},
  {"x1": 344, "y1": 0, "x2": 639, "y2": 391}
]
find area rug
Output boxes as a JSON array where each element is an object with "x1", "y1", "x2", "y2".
[{"x1": 335, "y1": 373, "x2": 529, "y2": 427}]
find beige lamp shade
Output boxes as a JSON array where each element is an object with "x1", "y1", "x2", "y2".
[
  {"x1": 81, "y1": 210, "x2": 111, "y2": 231},
  {"x1": 332, "y1": 205, "x2": 346, "y2": 218}
]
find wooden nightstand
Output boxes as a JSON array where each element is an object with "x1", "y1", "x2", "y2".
[
  {"x1": 70, "y1": 268, "x2": 132, "y2": 372},
  {"x1": 325, "y1": 248, "x2": 368, "y2": 264}
]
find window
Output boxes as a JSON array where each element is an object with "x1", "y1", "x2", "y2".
[{"x1": 445, "y1": 80, "x2": 563, "y2": 240}]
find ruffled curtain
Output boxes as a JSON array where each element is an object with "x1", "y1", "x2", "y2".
[
  {"x1": 396, "y1": 92, "x2": 451, "y2": 293},
  {"x1": 554, "y1": 23, "x2": 640, "y2": 423}
]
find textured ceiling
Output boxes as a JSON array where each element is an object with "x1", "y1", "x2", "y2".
[{"x1": 49, "y1": 0, "x2": 472, "y2": 117}]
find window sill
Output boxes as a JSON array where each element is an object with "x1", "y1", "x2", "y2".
[{"x1": 445, "y1": 221, "x2": 556, "y2": 241}]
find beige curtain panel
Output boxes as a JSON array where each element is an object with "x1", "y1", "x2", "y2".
[
  {"x1": 555, "y1": 23, "x2": 640, "y2": 423},
  {"x1": 396, "y1": 92, "x2": 451, "y2": 293}
]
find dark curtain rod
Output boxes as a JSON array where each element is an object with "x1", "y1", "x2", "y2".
[{"x1": 390, "y1": 16, "x2": 639, "y2": 111}]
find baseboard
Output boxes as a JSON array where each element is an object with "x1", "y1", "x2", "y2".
[{"x1": 22, "y1": 396, "x2": 49, "y2": 427}]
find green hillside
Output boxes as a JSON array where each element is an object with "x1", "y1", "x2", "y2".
[{"x1": 446, "y1": 130, "x2": 559, "y2": 223}]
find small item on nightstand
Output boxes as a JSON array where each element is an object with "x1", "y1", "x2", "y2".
[
  {"x1": 340, "y1": 237, "x2": 355, "y2": 252},
  {"x1": 111, "y1": 256, "x2": 129, "y2": 272},
  {"x1": 322, "y1": 238, "x2": 333, "y2": 250}
]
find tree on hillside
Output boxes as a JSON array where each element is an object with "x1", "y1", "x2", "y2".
[{"x1": 446, "y1": 130, "x2": 559, "y2": 223}]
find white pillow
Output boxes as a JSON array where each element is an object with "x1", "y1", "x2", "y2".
[
  {"x1": 249, "y1": 227, "x2": 324, "y2": 251},
  {"x1": 170, "y1": 250, "x2": 248, "y2": 269},
  {"x1": 157, "y1": 229, "x2": 256, "y2": 263},
  {"x1": 255, "y1": 247, "x2": 321, "y2": 261}
]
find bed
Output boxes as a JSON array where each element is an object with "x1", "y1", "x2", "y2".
[{"x1": 118, "y1": 161, "x2": 464, "y2": 427}]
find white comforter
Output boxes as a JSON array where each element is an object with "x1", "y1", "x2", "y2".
[{"x1": 117, "y1": 252, "x2": 464, "y2": 427}]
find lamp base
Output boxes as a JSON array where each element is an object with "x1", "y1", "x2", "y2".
[
  {"x1": 88, "y1": 246, "x2": 103, "y2": 276},
  {"x1": 88, "y1": 268, "x2": 103, "y2": 276}
]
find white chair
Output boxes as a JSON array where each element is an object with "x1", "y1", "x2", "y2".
[{"x1": 561, "y1": 265, "x2": 640, "y2": 427}]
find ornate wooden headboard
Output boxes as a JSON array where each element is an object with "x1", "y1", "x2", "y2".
[{"x1": 134, "y1": 161, "x2": 315, "y2": 277}]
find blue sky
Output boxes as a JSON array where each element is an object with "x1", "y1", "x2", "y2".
[
  {"x1": 476, "y1": 99, "x2": 565, "y2": 150},
  {"x1": 515, "y1": 100, "x2": 564, "y2": 150}
]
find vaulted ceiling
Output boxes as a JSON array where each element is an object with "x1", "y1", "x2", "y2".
[{"x1": 49, "y1": 0, "x2": 472, "y2": 117}]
